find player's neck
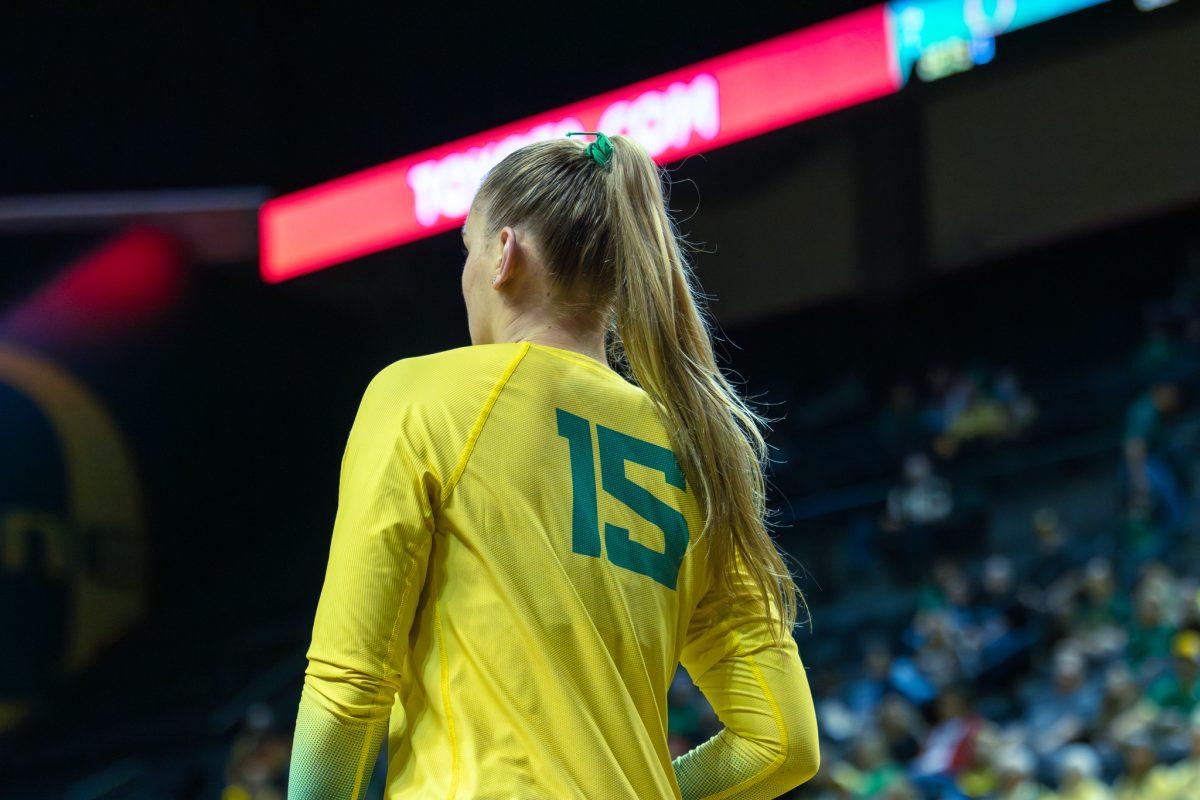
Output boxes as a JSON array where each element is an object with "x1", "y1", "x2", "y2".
[{"x1": 497, "y1": 314, "x2": 609, "y2": 368}]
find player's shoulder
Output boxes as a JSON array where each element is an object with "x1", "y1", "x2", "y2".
[{"x1": 365, "y1": 342, "x2": 528, "y2": 406}]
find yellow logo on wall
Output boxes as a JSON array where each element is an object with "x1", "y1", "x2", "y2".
[{"x1": 0, "y1": 342, "x2": 147, "y2": 732}]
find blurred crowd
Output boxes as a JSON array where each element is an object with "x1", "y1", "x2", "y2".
[
  {"x1": 666, "y1": 274, "x2": 1200, "y2": 799},
  {"x1": 666, "y1": 525, "x2": 1200, "y2": 799}
]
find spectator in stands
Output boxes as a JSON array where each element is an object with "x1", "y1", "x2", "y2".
[
  {"x1": 843, "y1": 733, "x2": 906, "y2": 798},
  {"x1": 1048, "y1": 744, "x2": 1111, "y2": 800},
  {"x1": 1112, "y1": 733, "x2": 1182, "y2": 799},
  {"x1": 1072, "y1": 558, "x2": 1129, "y2": 661},
  {"x1": 1125, "y1": 382, "x2": 1182, "y2": 459},
  {"x1": 1020, "y1": 508, "x2": 1078, "y2": 604},
  {"x1": 910, "y1": 608, "x2": 969, "y2": 689},
  {"x1": 976, "y1": 555, "x2": 1038, "y2": 678},
  {"x1": 992, "y1": 746, "x2": 1046, "y2": 800},
  {"x1": 915, "y1": 559, "x2": 974, "y2": 621},
  {"x1": 911, "y1": 685, "x2": 985, "y2": 791},
  {"x1": 954, "y1": 724, "x2": 1001, "y2": 798},
  {"x1": 1145, "y1": 630, "x2": 1200, "y2": 719},
  {"x1": 1093, "y1": 662, "x2": 1157, "y2": 769},
  {"x1": 221, "y1": 703, "x2": 288, "y2": 800},
  {"x1": 1023, "y1": 648, "x2": 1102, "y2": 763},
  {"x1": 1167, "y1": 717, "x2": 1200, "y2": 791},
  {"x1": 994, "y1": 366, "x2": 1039, "y2": 436},
  {"x1": 1122, "y1": 380, "x2": 1187, "y2": 537},
  {"x1": 878, "y1": 693, "x2": 926, "y2": 763},
  {"x1": 981, "y1": 556, "x2": 1019, "y2": 618},
  {"x1": 843, "y1": 640, "x2": 895, "y2": 723},
  {"x1": 883, "y1": 452, "x2": 954, "y2": 531},
  {"x1": 1127, "y1": 571, "x2": 1179, "y2": 670},
  {"x1": 935, "y1": 368, "x2": 1014, "y2": 459},
  {"x1": 920, "y1": 362, "x2": 957, "y2": 436},
  {"x1": 880, "y1": 452, "x2": 955, "y2": 576}
]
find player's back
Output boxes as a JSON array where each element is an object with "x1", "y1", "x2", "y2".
[{"x1": 389, "y1": 340, "x2": 710, "y2": 798}]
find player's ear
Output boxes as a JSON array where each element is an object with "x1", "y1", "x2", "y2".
[{"x1": 493, "y1": 226, "x2": 519, "y2": 290}]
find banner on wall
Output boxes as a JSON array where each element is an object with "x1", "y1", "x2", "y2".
[{"x1": 0, "y1": 343, "x2": 147, "y2": 732}]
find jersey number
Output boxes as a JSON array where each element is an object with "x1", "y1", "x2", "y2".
[{"x1": 555, "y1": 408, "x2": 689, "y2": 589}]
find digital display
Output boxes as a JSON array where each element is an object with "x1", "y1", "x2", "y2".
[
  {"x1": 889, "y1": 0, "x2": 1110, "y2": 82},
  {"x1": 260, "y1": 0, "x2": 1113, "y2": 282},
  {"x1": 259, "y1": 7, "x2": 897, "y2": 283}
]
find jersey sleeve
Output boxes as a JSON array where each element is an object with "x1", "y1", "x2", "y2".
[
  {"x1": 288, "y1": 365, "x2": 439, "y2": 800},
  {"x1": 674, "y1": 559, "x2": 819, "y2": 800}
]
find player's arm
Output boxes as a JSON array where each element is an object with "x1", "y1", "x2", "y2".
[
  {"x1": 288, "y1": 366, "x2": 436, "y2": 800},
  {"x1": 674, "y1": 560, "x2": 819, "y2": 800}
]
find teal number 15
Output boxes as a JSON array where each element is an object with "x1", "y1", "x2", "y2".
[{"x1": 555, "y1": 407, "x2": 690, "y2": 589}]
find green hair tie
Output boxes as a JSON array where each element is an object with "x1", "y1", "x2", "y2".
[{"x1": 566, "y1": 131, "x2": 614, "y2": 169}]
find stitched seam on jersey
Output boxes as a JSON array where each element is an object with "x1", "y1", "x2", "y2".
[
  {"x1": 440, "y1": 342, "x2": 530, "y2": 505},
  {"x1": 348, "y1": 718, "x2": 378, "y2": 800},
  {"x1": 434, "y1": 596, "x2": 459, "y2": 799},
  {"x1": 700, "y1": 630, "x2": 789, "y2": 800}
]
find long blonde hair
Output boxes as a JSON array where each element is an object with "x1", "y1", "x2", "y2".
[{"x1": 475, "y1": 135, "x2": 798, "y2": 632}]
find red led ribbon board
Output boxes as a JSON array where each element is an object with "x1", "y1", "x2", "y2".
[{"x1": 260, "y1": 5, "x2": 900, "y2": 282}]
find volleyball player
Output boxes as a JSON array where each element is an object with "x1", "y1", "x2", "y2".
[{"x1": 288, "y1": 132, "x2": 819, "y2": 799}]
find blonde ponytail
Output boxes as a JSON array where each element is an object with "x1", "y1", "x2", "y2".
[{"x1": 476, "y1": 135, "x2": 799, "y2": 632}]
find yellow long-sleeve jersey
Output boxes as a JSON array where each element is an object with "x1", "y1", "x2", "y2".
[{"x1": 290, "y1": 341, "x2": 818, "y2": 800}]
